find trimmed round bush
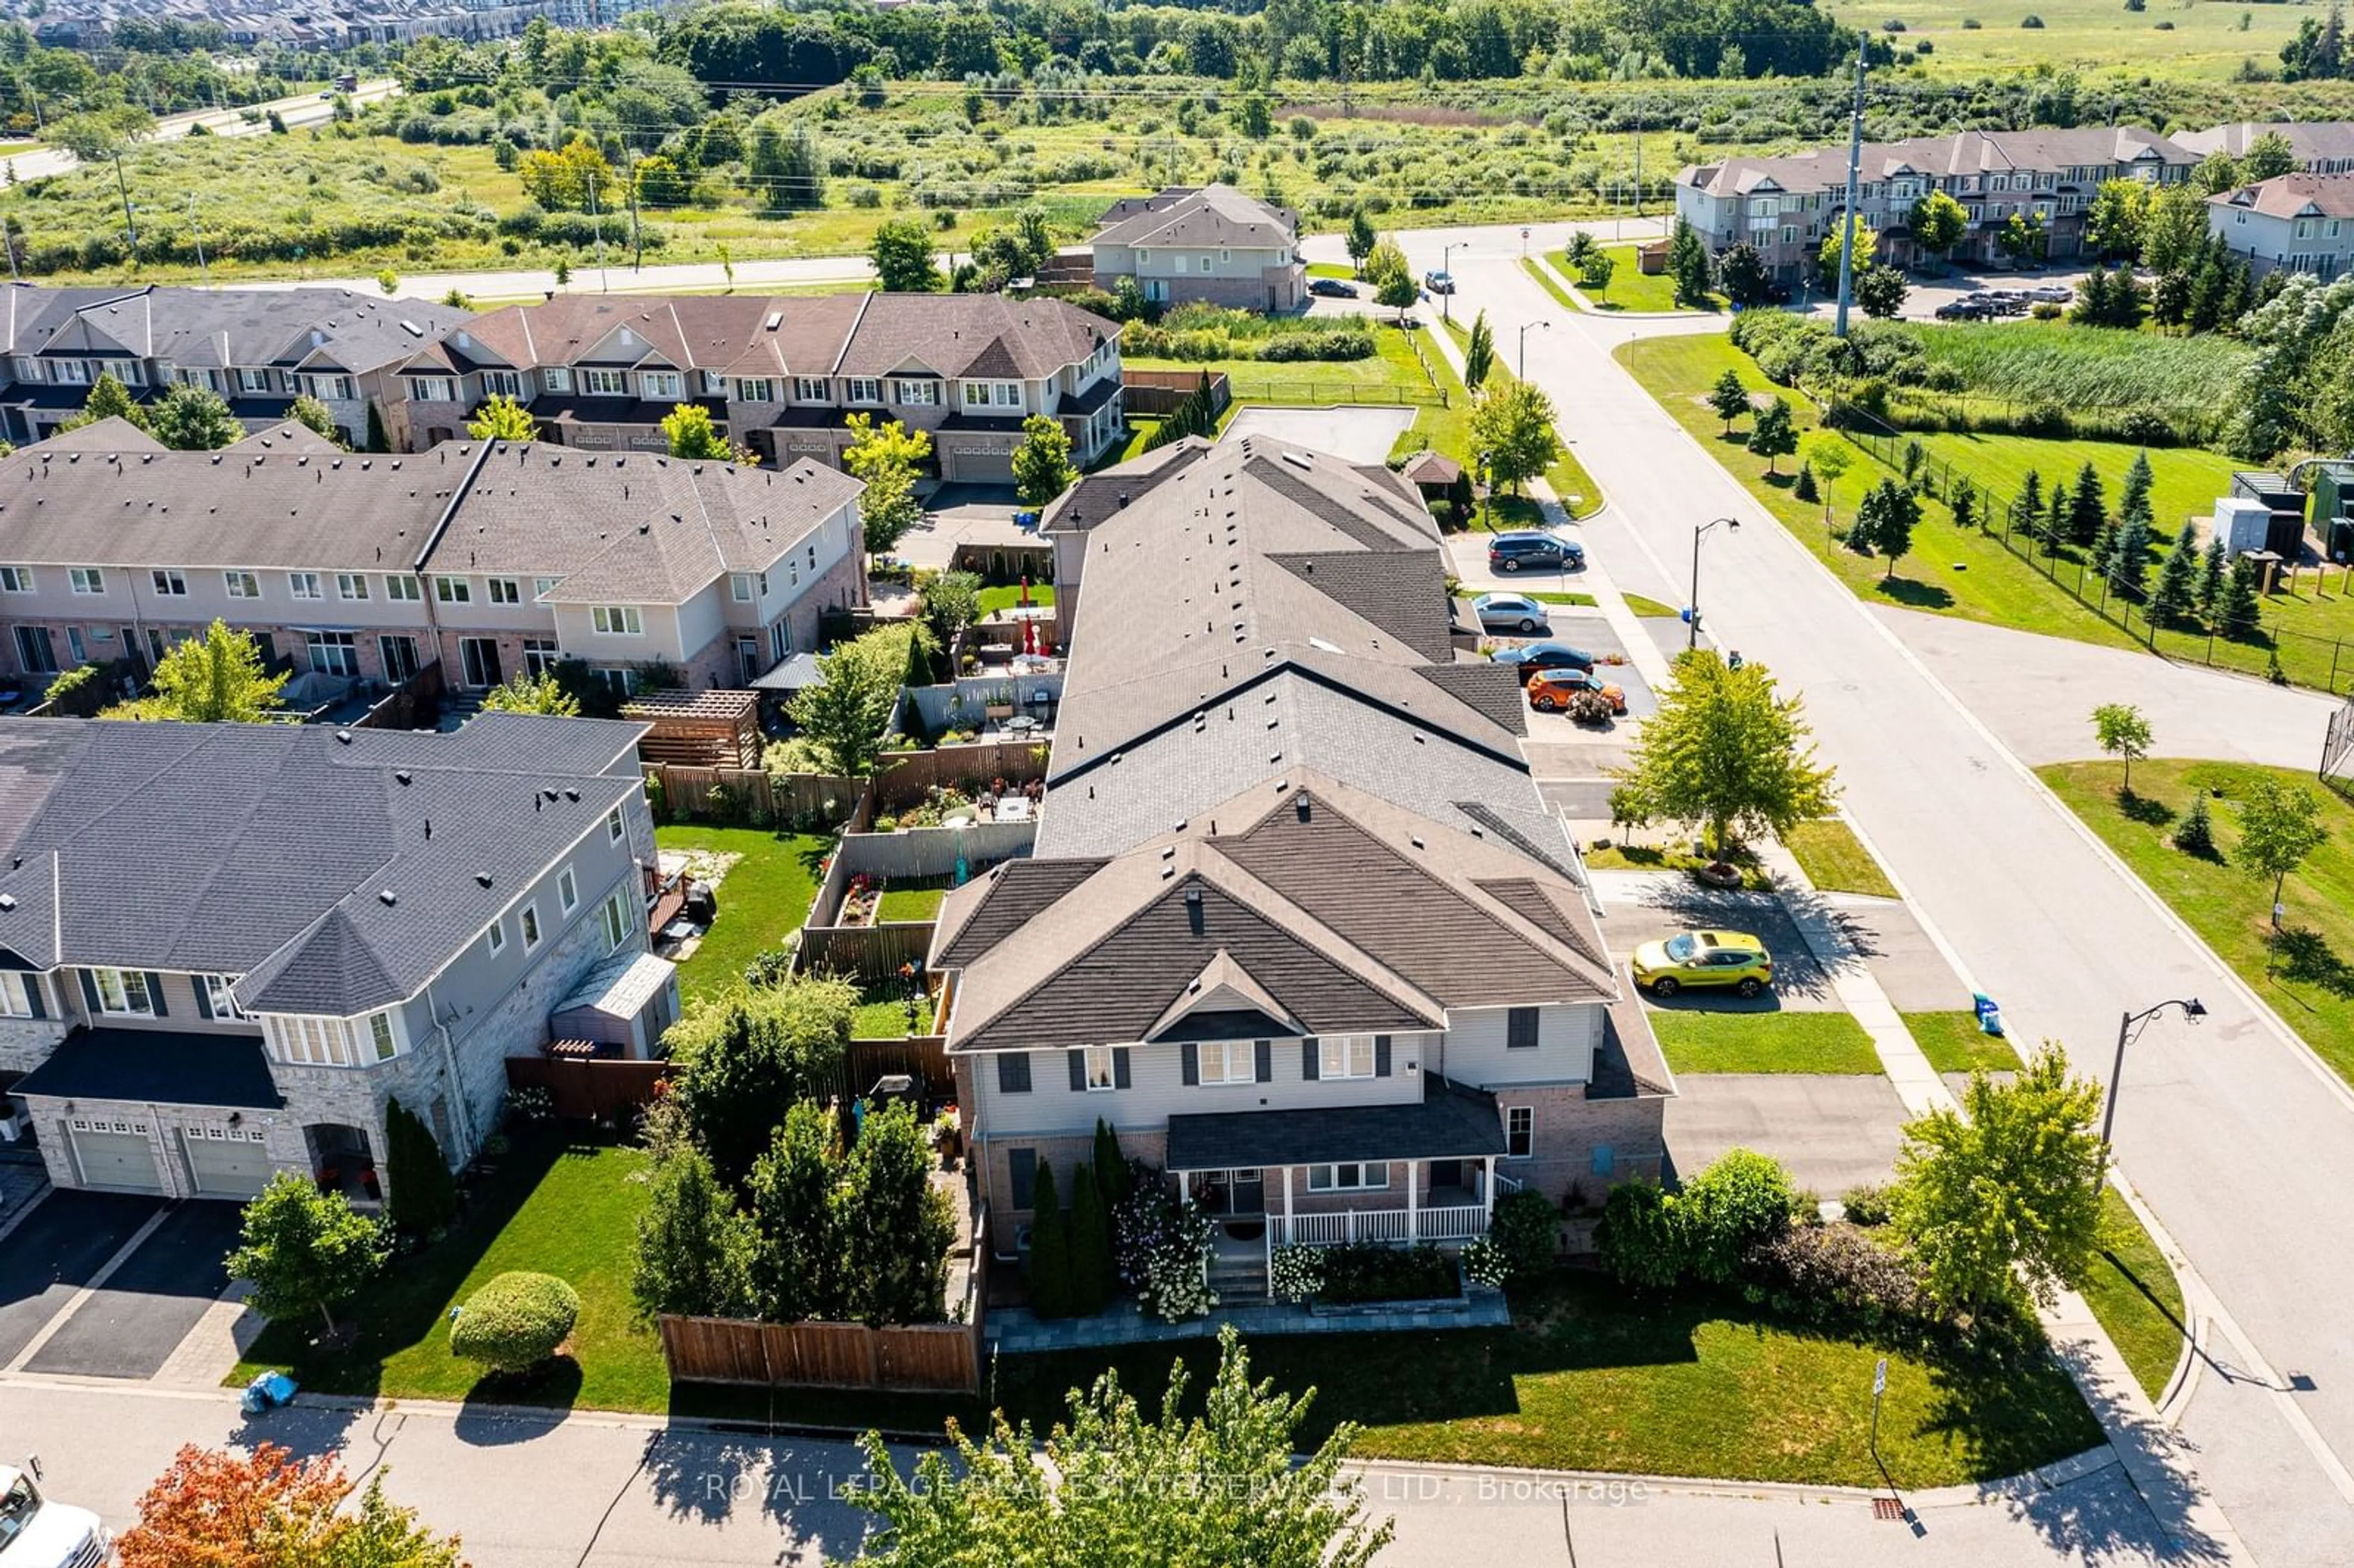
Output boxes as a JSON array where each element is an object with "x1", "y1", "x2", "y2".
[{"x1": 449, "y1": 1271, "x2": 580, "y2": 1374}]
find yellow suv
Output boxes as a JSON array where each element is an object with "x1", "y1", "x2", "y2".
[{"x1": 1630, "y1": 929, "x2": 1774, "y2": 999}]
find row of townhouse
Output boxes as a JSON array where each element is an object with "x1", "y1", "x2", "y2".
[
  {"x1": 0, "y1": 283, "x2": 473, "y2": 451},
  {"x1": 929, "y1": 434, "x2": 1674, "y2": 1293},
  {"x1": 0, "y1": 419, "x2": 867, "y2": 698},
  {"x1": 395, "y1": 291, "x2": 1128, "y2": 482},
  {"x1": 0, "y1": 710, "x2": 669, "y2": 1202},
  {"x1": 2210, "y1": 172, "x2": 2354, "y2": 281}
]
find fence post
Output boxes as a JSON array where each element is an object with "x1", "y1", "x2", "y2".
[{"x1": 2334, "y1": 639, "x2": 2344, "y2": 694}]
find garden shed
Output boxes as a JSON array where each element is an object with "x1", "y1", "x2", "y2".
[{"x1": 547, "y1": 950, "x2": 683, "y2": 1060}]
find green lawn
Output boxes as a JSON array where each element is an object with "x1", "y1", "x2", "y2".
[
  {"x1": 1127, "y1": 324, "x2": 1436, "y2": 406},
  {"x1": 1623, "y1": 593, "x2": 1680, "y2": 618},
  {"x1": 877, "y1": 884, "x2": 948, "y2": 922},
  {"x1": 1616, "y1": 332, "x2": 2143, "y2": 651},
  {"x1": 989, "y1": 1271, "x2": 2098, "y2": 1487},
  {"x1": 1556, "y1": 245, "x2": 1720, "y2": 314},
  {"x1": 1582, "y1": 842, "x2": 1777, "y2": 891},
  {"x1": 1527, "y1": 589, "x2": 1599, "y2": 607},
  {"x1": 235, "y1": 1133, "x2": 670, "y2": 1412},
  {"x1": 1902, "y1": 1011, "x2": 2022, "y2": 1075},
  {"x1": 2083, "y1": 1189, "x2": 2190, "y2": 1405},
  {"x1": 975, "y1": 584, "x2": 1055, "y2": 616},
  {"x1": 1821, "y1": 0, "x2": 2309, "y2": 81},
  {"x1": 853, "y1": 983, "x2": 937, "y2": 1039},
  {"x1": 2042, "y1": 759, "x2": 2354, "y2": 1090},
  {"x1": 1783, "y1": 819, "x2": 1899, "y2": 899},
  {"x1": 1649, "y1": 1010, "x2": 1884, "y2": 1075},
  {"x1": 1306, "y1": 261, "x2": 1356, "y2": 280},
  {"x1": 653, "y1": 826, "x2": 832, "y2": 1005},
  {"x1": 1522, "y1": 256, "x2": 1579, "y2": 314}
]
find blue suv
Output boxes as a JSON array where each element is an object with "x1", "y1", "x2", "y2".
[{"x1": 1487, "y1": 530, "x2": 1585, "y2": 573}]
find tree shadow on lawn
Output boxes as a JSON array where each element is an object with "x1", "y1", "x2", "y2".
[
  {"x1": 2273, "y1": 925, "x2": 2354, "y2": 1000},
  {"x1": 1915, "y1": 1316, "x2": 2106, "y2": 1488},
  {"x1": 2117, "y1": 791, "x2": 2176, "y2": 829},
  {"x1": 453, "y1": 1358, "x2": 586, "y2": 1445},
  {"x1": 1873, "y1": 575, "x2": 1956, "y2": 612}
]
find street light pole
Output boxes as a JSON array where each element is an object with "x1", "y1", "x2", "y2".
[
  {"x1": 1688, "y1": 516, "x2": 1739, "y2": 652},
  {"x1": 1518, "y1": 319, "x2": 1550, "y2": 379},
  {"x1": 1441, "y1": 242, "x2": 1460, "y2": 323},
  {"x1": 2101, "y1": 997, "x2": 2207, "y2": 1151}
]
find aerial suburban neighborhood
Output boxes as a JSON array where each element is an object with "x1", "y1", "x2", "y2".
[{"x1": 7, "y1": 2, "x2": 2354, "y2": 1566}]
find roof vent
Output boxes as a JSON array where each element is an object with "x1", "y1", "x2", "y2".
[
  {"x1": 1409, "y1": 836, "x2": 1425, "y2": 850},
  {"x1": 378, "y1": 889, "x2": 398, "y2": 907},
  {"x1": 1281, "y1": 451, "x2": 1314, "y2": 471},
  {"x1": 0, "y1": 894, "x2": 13, "y2": 912},
  {"x1": 395, "y1": 769, "x2": 412, "y2": 785},
  {"x1": 563, "y1": 787, "x2": 581, "y2": 802},
  {"x1": 334, "y1": 729, "x2": 352, "y2": 744},
  {"x1": 764, "y1": 311, "x2": 782, "y2": 331},
  {"x1": 1184, "y1": 887, "x2": 1202, "y2": 904},
  {"x1": 475, "y1": 872, "x2": 493, "y2": 888}
]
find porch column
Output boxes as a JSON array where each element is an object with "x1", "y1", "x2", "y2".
[
  {"x1": 1406, "y1": 1159, "x2": 1419, "y2": 1243},
  {"x1": 1482, "y1": 1156, "x2": 1497, "y2": 1228},
  {"x1": 1282, "y1": 1163, "x2": 1294, "y2": 1247}
]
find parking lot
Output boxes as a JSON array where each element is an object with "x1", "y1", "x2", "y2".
[{"x1": 0, "y1": 1191, "x2": 240, "y2": 1379}]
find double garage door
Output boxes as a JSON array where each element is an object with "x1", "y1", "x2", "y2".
[{"x1": 67, "y1": 1119, "x2": 272, "y2": 1197}]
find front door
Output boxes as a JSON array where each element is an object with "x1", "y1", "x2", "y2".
[
  {"x1": 1200, "y1": 1168, "x2": 1265, "y2": 1216},
  {"x1": 13, "y1": 625, "x2": 56, "y2": 675},
  {"x1": 460, "y1": 637, "x2": 503, "y2": 688}
]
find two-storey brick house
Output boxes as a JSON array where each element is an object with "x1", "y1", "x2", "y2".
[{"x1": 0, "y1": 712, "x2": 665, "y2": 1200}]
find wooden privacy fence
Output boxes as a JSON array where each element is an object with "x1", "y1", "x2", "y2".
[
  {"x1": 647, "y1": 765, "x2": 869, "y2": 828},
  {"x1": 797, "y1": 920, "x2": 936, "y2": 982},
  {"x1": 505, "y1": 1054, "x2": 668, "y2": 1121},
  {"x1": 875, "y1": 740, "x2": 1050, "y2": 807},
  {"x1": 1122, "y1": 368, "x2": 1232, "y2": 417},
  {"x1": 659, "y1": 1313, "x2": 979, "y2": 1393},
  {"x1": 843, "y1": 1034, "x2": 954, "y2": 1102}
]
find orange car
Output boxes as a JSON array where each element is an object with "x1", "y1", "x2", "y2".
[{"x1": 1527, "y1": 666, "x2": 1627, "y2": 715}]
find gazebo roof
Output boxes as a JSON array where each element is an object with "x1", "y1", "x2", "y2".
[{"x1": 1400, "y1": 450, "x2": 1463, "y2": 486}]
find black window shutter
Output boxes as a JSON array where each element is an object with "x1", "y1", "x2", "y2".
[
  {"x1": 1301, "y1": 1037, "x2": 1320, "y2": 1080},
  {"x1": 1375, "y1": 1035, "x2": 1393, "y2": 1076},
  {"x1": 1067, "y1": 1049, "x2": 1087, "y2": 1092},
  {"x1": 1113, "y1": 1047, "x2": 1132, "y2": 1089},
  {"x1": 78, "y1": 970, "x2": 100, "y2": 1014},
  {"x1": 997, "y1": 1052, "x2": 1032, "y2": 1094},
  {"x1": 1181, "y1": 1041, "x2": 1199, "y2": 1086},
  {"x1": 25, "y1": 976, "x2": 44, "y2": 1020},
  {"x1": 1254, "y1": 1038, "x2": 1272, "y2": 1082},
  {"x1": 1508, "y1": 1007, "x2": 1539, "y2": 1049},
  {"x1": 145, "y1": 973, "x2": 167, "y2": 1018},
  {"x1": 1008, "y1": 1147, "x2": 1037, "y2": 1210},
  {"x1": 192, "y1": 978, "x2": 214, "y2": 1021}
]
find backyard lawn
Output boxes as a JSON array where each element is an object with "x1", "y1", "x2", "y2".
[
  {"x1": 2083, "y1": 1189, "x2": 2190, "y2": 1405},
  {"x1": 975, "y1": 584, "x2": 1054, "y2": 617},
  {"x1": 853, "y1": 979, "x2": 937, "y2": 1040},
  {"x1": 2042, "y1": 760, "x2": 2354, "y2": 1090},
  {"x1": 235, "y1": 1132, "x2": 670, "y2": 1413},
  {"x1": 1126, "y1": 323, "x2": 1436, "y2": 406},
  {"x1": 1903, "y1": 1011, "x2": 2022, "y2": 1075},
  {"x1": 990, "y1": 1271, "x2": 2098, "y2": 1487},
  {"x1": 1554, "y1": 245, "x2": 1720, "y2": 313},
  {"x1": 1648, "y1": 1010, "x2": 1883, "y2": 1074},
  {"x1": 1783, "y1": 818, "x2": 1898, "y2": 899},
  {"x1": 877, "y1": 884, "x2": 948, "y2": 922},
  {"x1": 655, "y1": 826, "x2": 832, "y2": 1005}
]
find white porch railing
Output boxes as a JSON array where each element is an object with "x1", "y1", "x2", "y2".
[{"x1": 1272, "y1": 1205, "x2": 1487, "y2": 1247}]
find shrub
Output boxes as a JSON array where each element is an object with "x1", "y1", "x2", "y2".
[
  {"x1": 39, "y1": 662, "x2": 106, "y2": 717},
  {"x1": 1460, "y1": 1237, "x2": 1512, "y2": 1287},
  {"x1": 449, "y1": 1271, "x2": 581, "y2": 1374},
  {"x1": 1677, "y1": 1148, "x2": 1801, "y2": 1286},
  {"x1": 2030, "y1": 301, "x2": 2063, "y2": 321},
  {"x1": 1490, "y1": 1187, "x2": 1561, "y2": 1277},
  {"x1": 1270, "y1": 1243, "x2": 1324, "y2": 1302},
  {"x1": 1739, "y1": 1223, "x2": 1932, "y2": 1328},
  {"x1": 383, "y1": 1101, "x2": 456, "y2": 1237},
  {"x1": 1598, "y1": 1180, "x2": 1682, "y2": 1289},
  {"x1": 2021, "y1": 13, "x2": 2044, "y2": 26},
  {"x1": 1313, "y1": 1242, "x2": 1457, "y2": 1303},
  {"x1": 1840, "y1": 1183, "x2": 1892, "y2": 1226}
]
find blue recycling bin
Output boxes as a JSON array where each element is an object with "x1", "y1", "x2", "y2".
[{"x1": 1973, "y1": 992, "x2": 2005, "y2": 1038}]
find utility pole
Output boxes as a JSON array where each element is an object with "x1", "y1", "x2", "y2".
[
  {"x1": 112, "y1": 151, "x2": 137, "y2": 260},
  {"x1": 187, "y1": 191, "x2": 208, "y2": 286},
  {"x1": 588, "y1": 170, "x2": 607, "y2": 293},
  {"x1": 1632, "y1": 131, "x2": 1642, "y2": 223},
  {"x1": 1834, "y1": 32, "x2": 1869, "y2": 338},
  {"x1": 626, "y1": 155, "x2": 642, "y2": 271}
]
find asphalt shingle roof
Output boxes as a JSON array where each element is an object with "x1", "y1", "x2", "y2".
[
  {"x1": 1093, "y1": 185, "x2": 1301, "y2": 250},
  {"x1": 0, "y1": 285, "x2": 469, "y2": 375},
  {"x1": 15, "y1": 1026, "x2": 284, "y2": 1109},
  {"x1": 1166, "y1": 1076, "x2": 1506, "y2": 1171}
]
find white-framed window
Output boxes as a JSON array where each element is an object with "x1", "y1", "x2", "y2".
[
  {"x1": 264, "y1": 1011, "x2": 402, "y2": 1067},
  {"x1": 486, "y1": 918, "x2": 506, "y2": 957},
  {"x1": 520, "y1": 902, "x2": 543, "y2": 952},
  {"x1": 734, "y1": 378, "x2": 774, "y2": 403},
  {"x1": 533, "y1": 576, "x2": 560, "y2": 600},
  {"x1": 482, "y1": 370, "x2": 522, "y2": 398},
  {"x1": 224, "y1": 570, "x2": 260, "y2": 599},
  {"x1": 641, "y1": 370, "x2": 684, "y2": 400},
  {"x1": 1506, "y1": 1106, "x2": 1534, "y2": 1159},
  {"x1": 584, "y1": 368, "x2": 629, "y2": 397},
  {"x1": 607, "y1": 805, "x2": 626, "y2": 843},
  {"x1": 793, "y1": 376, "x2": 828, "y2": 402},
  {"x1": 894, "y1": 379, "x2": 938, "y2": 406},
  {"x1": 383, "y1": 574, "x2": 421, "y2": 602},
  {"x1": 0, "y1": 972, "x2": 38, "y2": 1018},
  {"x1": 846, "y1": 377, "x2": 882, "y2": 404},
  {"x1": 599, "y1": 887, "x2": 630, "y2": 951},
  {"x1": 302, "y1": 373, "x2": 353, "y2": 402},
  {"x1": 202, "y1": 973, "x2": 242, "y2": 1019},
  {"x1": 368, "y1": 1011, "x2": 397, "y2": 1060},
  {"x1": 335, "y1": 573, "x2": 370, "y2": 601},
  {"x1": 50, "y1": 360, "x2": 87, "y2": 386},
  {"x1": 306, "y1": 631, "x2": 358, "y2": 678},
  {"x1": 487, "y1": 578, "x2": 521, "y2": 606},
  {"x1": 148, "y1": 569, "x2": 188, "y2": 597},
  {"x1": 68, "y1": 567, "x2": 104, "y2": 595},
  {"x1": 558, "y1": 866, "x2": 578, "y2": 914},
  {"x1": 434, "y1": 576, "x2": 471, "y2": 604},
  {"x1": 1319, "y1": 1035, "x2": 1376, "y2": 1079},
  {"x1": 1197, "y1": 254, "x2": 1212, "y2": 273},
  {"x1": 0, "y1": 566, "x2": 30, "y2": 593},
  {"x1": 730, "y1": 573, "x2": 755, "y2": 602},
  {"x1": 1307, "y1": 1162, "x2": 1389, "y2": 1192},
  {"x1": 962, "y1": 380, "x2": 989, "y2": 408},
  {"x1": 1083, "y1": 1044, "x2": 1116, "y2": 1090},
  {"x1": 543, "y1": 367, "x2": 572, "y2": 393},
  {"x1": 288, "y1": 572, "x2": 322, "y2": 599},
  {"x1": 238, "y1": 368, "x2": 273, "y2": 394},
  {"x1": 591, "y1": 605, "x2": 642, "y2": 636},
  {"x1": 1197, "y1": 1040, "x2": 1255, "y2": 1085},
  {"x1": 410, "y1": 376, "x2": 456, "y2": 403},
  {"x1": 522, "y1": 636, "x2": 560, "y2": 676},
  {"x1": 90, "y1": 967, "x2": 154, "y2": 1016}
]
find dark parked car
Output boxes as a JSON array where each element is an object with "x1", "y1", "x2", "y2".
[
  {"x1": 1487, "y1": 530, "x2": 1586, "y2": 573},
  {"x1": 1934, "y1": 300, "x2": 1990, "y2": 321},
  {"x1": 1490, "y1": 641, "x2": 1596, "y2": 676},
  {"x1": 1308, "y1": 278, "x2": 1358, "y2": 299}
]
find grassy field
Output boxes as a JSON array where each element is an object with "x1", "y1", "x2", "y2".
[
  {"x1": 991, "y1": 1271, "x2": 2099, "y2": 1487},
  {"x1": 2043, "y1": 760, "x2": 2354, "y2": 1090},
  {"x1": 1892, "y1": 321, "x2": 2251, "y2": 414},
  {"x1": 1822, "y1": 0, "x2": 2310, "y2": 81},
  {"x1": 1903, "y1": 1010, "x2": 2022, "y2": 1075},
  {"x1": 2084, "y1": 1188, "x2": 2190, "y2": 1405},
  {"x1": 1784, "y1": 819, "x2": 1899, "y2": 898},
  {"x1": 236, "y1": 1133, "x2": 669, "y2": 1412},
  {"x1": 1555, "y1": 244, "x2": 1718, "y2": 313},
  {"x1": 1130, "y1": 322, "x2": 1438, "y2": 406},
  {"x1": 1617, "y1": 332, "x2": 2145, "y2": 649},
  {"x1": 1649, "y1": 1010, "x2": 1884, "y2": 1074},
  {"x1": 653, "y1": 826, "x2": 831, "y2": 1005}
]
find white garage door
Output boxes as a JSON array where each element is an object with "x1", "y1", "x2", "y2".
[
  {"x1": 69, "y1": 1118, "x2": 161, "y2": 1192},
  {"x1": 183, "y1": 1125, "x2": 272, "y2": 1198},
  {"x1": 947, "y1": 446, "x2": 1015, "y2": 485}
]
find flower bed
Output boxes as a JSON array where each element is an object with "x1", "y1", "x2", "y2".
[{"x1": 1314, "y1": 1242, "x2": 1461, "y2": 1305}]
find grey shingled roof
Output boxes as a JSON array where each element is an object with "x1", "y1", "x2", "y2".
[
  {"x1": 0, "y1": 713, "x2": 645, "y2": 1016},
  {"x1": 1093, "y1": 185, "x2": 1301, "y2": 250},
  {"x1": 0, "y1": 285, "x2": 470, "y2": 375},
  {"x1": 2211, "y1": 172, "x2": 2354, "y2": 221},
  {"x1": 1682, "y1": 124, "x2": 2193, "y2": 200},
  {"x1": 1167, "y1": 1076, "x2": 1506, "y2": 1171},
  {"x1": 832, "y1": 294, "x2": 1117, "y2": 380},
  {"x1": 2176, "y1": 121, "x2": 2354, "y2": 166}
]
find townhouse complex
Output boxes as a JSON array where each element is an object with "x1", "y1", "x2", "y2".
[
  {"x1": 0, "y1": 420, "x2": 866, "y2": 698},
  {"x1": 1089, "y1": 184, "x2": 1308, "y2": 312},
  {"x1": 0, "y1": 711, "x2": 665, "y2": 1200},
  {"x1": 930, "y1": 436, "x2": 1672, "y2": 1294},
  {"x1": 0, "y1": 284, "x2": 473, "y2": 452},
  {"x1": 396, "y1": 291, "x2": 1127, "y2": 482},
  {"x1": 2210, "y1": 173, "x2": 2354, "y2": 280}
]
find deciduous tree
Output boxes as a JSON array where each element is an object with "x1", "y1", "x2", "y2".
[
  {"x1": 870, "y1": 216, "x2": 941, "y2": 292},
  {"x1": 668, "y1": 976, "x2": 857, "y2": 1187},
  {"x1": 660, "y1": 402, "x2": 733, "y2": 460},
  {"x1": 1011, "y1": 411, "x2": 1076, "y2": 508},
  {"x1": 1345, "y1": 208, "x2": 1376, "y2": 274},
  {"x1": 58, "y1": 371, "x2": 150, "y2": 434},
  {"x1": 1708, "y1": 368, "x2": 1751, "y2": 435},
  {"x1": 1746, "y1": 395, "x2": 1797, "y2": 474},
  {"x1": 2090, "y1": 702, "x2": 2154, "y2": 795},
  {"x1": 1906, "y1": 189, "x2": 1968, "y2": 262},
  {"x1": 1854, "y1": 478, "x2": 1920, "y2": 580},
  {"x1": 1467, "y1": 378, "x2": 1561, "y2": 494},
  {"x1": 1715, "y1": 242, "x2": 1772, "y2": 306},
  {"x1": 118, "y1": 1444, "x2": 462, "y2": 1568},
  {"x1": 1610, "y1": 649, "x2": 1837, "y2": 858},
  {"x1": 480, "y1": 669, "x2": 581, "y2": 715},
  {"x1": 1854, "y1": 263, "x2": 1909, "y2": 319},
  {"x1": 2087, "y1": 177, "x2": 2153, "y2": 260},
  {"x1": 225, "y1": 1173, "x2": 389, "y2": 1334},
  {"x1": 147, "y1": 383, "x2": 243, "y2": 450},
  {"x1": 1818, "y1": 219, "x2": 1877, "y2": 289},
  {"x1": 2236, "y1": 775, "x2": 2328, "y2": 956},
  {"x1": 842, "y1": 412, "x2": 931, "y2": 556},
  {"x1": 837, "y1": 1102, "x2": 955, "y2": 1325},
  {"x1": 467, "y1": 394, "x2": 539, "y2": 441},
  {"x1": 1462, "y1": 308, "x2": 1496, "y2": 389},
  {"x1": 633, "y1": 1143, "x2": 756, "y2": 1319},
  {"x1": 104, "y1": 619, "x2": 288, "y2": 723}
]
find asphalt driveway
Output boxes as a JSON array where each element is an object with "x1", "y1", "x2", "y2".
[
  {"x1": 1665, "y1": 1074, "x2": 1911, "y2": 1193},
  {"x1": 21, "y1": 1200, "x2": 242, "y2": 1379},
  {"x1": 0, "y1": 1190, "x2": 162, "y2": 1367}
]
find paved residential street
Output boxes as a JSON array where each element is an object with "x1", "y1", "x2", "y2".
[{"x1": 1379, "y1": 220, "x2": 2354, "y2": 1568}]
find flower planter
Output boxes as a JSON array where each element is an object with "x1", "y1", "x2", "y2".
[{"x1": 1696, "y1": 862, "x2": 1743, "y2": 889}]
